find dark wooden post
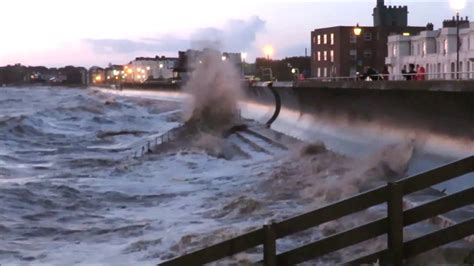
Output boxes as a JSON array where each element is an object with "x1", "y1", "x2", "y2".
[
  {"x1": 387, "y1": 182, "x2": 403, "y2": 266},
  {"x1": 263, "y1": 223, "x2": 277, "y2": 266}
]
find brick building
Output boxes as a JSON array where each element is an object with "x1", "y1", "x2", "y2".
[{"x1": 311, "y1": 0, "x2": 426, "y2": 78}]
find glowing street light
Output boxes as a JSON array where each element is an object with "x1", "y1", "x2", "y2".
[
  {"x1": 146, "y1": 66, "x2": 151, "y2": 70},
  {"x1": 353, "y1": 23, "x2": 362, "y2": 36},
  {"x1": 159, "y1": 63, "x2": 164, "y2": 69},
  {"x1": 221, "y1": 55, "x2": 227, "y2": 61},
  {"x1": 241, "y1": 52, "x2": 248, "y2": 62},
  {"x1": 353, "y1": 23, "x2": 363, "y2": 76},
  {"x1": 263, "y1": 45, "x2": 274, "y2": 59}
]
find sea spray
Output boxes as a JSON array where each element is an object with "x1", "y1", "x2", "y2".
[{"x1": 183, "y1": 49, "x2": 243, "y2": 135}]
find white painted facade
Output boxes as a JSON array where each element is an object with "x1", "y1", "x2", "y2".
[
  {"x1": 128, "y1": 57, "x2": 178, "y2": 81},
  {"x1": 386, "y1": 22, "x2": 474, "y2": 80}
]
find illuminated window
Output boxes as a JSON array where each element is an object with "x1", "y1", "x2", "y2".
[
  {"x1": 317, "y1": 67, "x2": 321, "y2": 77},
  {"x1": 324, "y1": 34, "x2": 327, "y2": 44},
  {"x1": 330, "y1": 50, "x2": 334, "y2": 62},
  {"x1": 323, "y1": 51, "x2": 327, "y2": 61},
  {"x1": 317, "y1": 51, "x2": 321, "y2": 61},
  {"x1": 330, "y1": 33, "x2": 334, "y2": 45},
  {"x1": 323, "y1": 67, "x2": 327, "y2": 77},
  {"x1": 317, "y1": 35, "x2": 321, "y2": 44}
]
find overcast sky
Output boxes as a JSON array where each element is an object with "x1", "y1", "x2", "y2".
[{"x1": 0, "y1": 0, "x2": 472, "y2": 67}]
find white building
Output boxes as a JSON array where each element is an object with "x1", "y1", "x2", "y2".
[
  {"x1": 386, "y1": 20, "x2": 474, "y2": 80},
  {"x1": 127, "y1": 56, "x2": 178, "y2": 82}
]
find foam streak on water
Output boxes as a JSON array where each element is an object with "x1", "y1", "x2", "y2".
[{"x1": 0, "y1": 86, "x2": 425, "y2": 265}]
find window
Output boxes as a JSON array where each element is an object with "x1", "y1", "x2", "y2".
[
  {"x1": 324, "y1": 34, "x2": 328, "y2": 44},
  {"x1": 330, "y1": 50, "x2": 334, "y2": 62},
  {"x1": 392, "y1": 44, "x2": 397, "y2": 57},
  {"x1": 317, "y1": 35, "x2": 321, "y2": 44},
  {"x1": 330, "y1": 33, "x2": 334, "y2": 45},
  {"x1": 350, "y1": 35, "x2": 357, "y2": 44},
  {"x1": 317, "y1": 67, "x2": 321, "y2": 77},
  {"x1": 323, "y1": 67, "x2": 327, "y2": 77},
  {"x1": 313, "y1": 36, "x2": 316, "y2": 44},
  {"x1": 323, "y1": 51, "x2": 327, "y2": 61},
  {"x1": 422, "y1": 42, "x2": 426, "y2": 56},
  {"x1": 317, "y1": 51, "x2": 321, "y2": 61},
  {"x1": 364, "y1": 50, "x2": 372, "y2": 58},
  {"x1": 350, "y1": 49, "x2": 357, "y2": 61},
  {"x1": 443, "y1": 39, "x2": 448, "y2": 55},
  {"x1": 364, "y1": 32, "x2": 372, "y2": 41}
]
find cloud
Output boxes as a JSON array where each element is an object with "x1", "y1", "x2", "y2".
[
  {"x1": 84, "y1": 36, "x2": 189, "y2": 54},
  {"x1": 190, "y1": 16, "x2": 266, "y2": 51},
  {"x1": 84, "y1": 16, "x2": 266, "y2": 56}
]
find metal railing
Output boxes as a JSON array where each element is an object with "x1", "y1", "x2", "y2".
[
  {"x1": 306, "y1": 71, "x2": 474, "y2": 82},
  {"x1": 159, "y1": 155, "x2": 474, "y2": 265},
  {"x1": 130, "y1": 125, "x2": 182, "y2": 159}
]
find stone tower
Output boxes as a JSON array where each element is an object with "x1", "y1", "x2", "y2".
[{"x1": 373, "y1": 0, "x2": 408, "y2": 27}]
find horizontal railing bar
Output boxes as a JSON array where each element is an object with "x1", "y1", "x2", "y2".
[
  {"x1": 275, "y1": 218, "x2": 388, "y2": 265},
  {"x1": 274, "y1": 186, "x2": 388, "y2": 238},
  {"x1": 403, "y1": 187, "x2": 474, "y2": 226},
  {"x1": 159, "y1": 229, "x2": 264, "y2": 266},
  {"x1": 160, "y1": 155, "x2": 473, "y2": 265},
  {"x1": 399, "y1": 156, "x2": 474, "y2": 195},
  {"x1": 403, "y1": 218, "x2": 474, "y2": 259}
]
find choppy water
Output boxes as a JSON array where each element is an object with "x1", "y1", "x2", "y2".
[
  {"x1": 1, "y1": 87, "x2": 450, "y2": 265},
  {"x1": 0, "y1": 87, "x2": 301, "y2": 265}
]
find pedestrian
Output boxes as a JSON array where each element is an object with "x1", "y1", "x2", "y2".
[
  {"x1": 401, "y1": 65, "x2": 409, "y2": 80},
  {"x1": 409, "y1": 64, "x2": 417, "y2": 81},
  {"x1": 417, "y1": 65, "x2": 426, "y2": 81},
  {"x1": 382, "y1": 65, "x2": 389, "y2": 80}
]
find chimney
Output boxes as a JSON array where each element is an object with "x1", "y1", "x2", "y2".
[{"x1": 426, "y1": 23, "x2": 434, "y2": 31}]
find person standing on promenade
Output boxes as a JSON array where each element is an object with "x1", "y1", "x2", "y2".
[
  {"x1": 417, "y1": 65, "x2": 426, "y2": 81},
  {"x1": 402, "y1": 65, "x2": 409, "y2": 80}
]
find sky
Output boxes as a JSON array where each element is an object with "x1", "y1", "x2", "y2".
[{"x1": 0, "y1": 0, "x2": 472, "y2": 67}]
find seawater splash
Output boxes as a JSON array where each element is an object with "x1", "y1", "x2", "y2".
[{"x1": 183, "y1": 49, "x2": 243, "y2": 135}]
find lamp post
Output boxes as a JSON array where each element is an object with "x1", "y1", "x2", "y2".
[
  {"x1": 353, "y1": 23, "x2": 362, "y2": 78},
  {"x1": 450, "y1": 0, "x2": 466, "y2": 80},
  {"x1": 241, "y1": 52, "x2": 247, "y2": 76}
]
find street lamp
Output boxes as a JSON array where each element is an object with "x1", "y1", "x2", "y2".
[
  {"x1": 450, "y1": 0, "x2": 466, "y2": 80},
  {"x1": 263, "y1": 45, "x2": 274, "y2": 60},
  {"x1": 353, "y1": 23, "x2": 362, "y2": 78},
  {"x1": 241, "y1": 52, "x2": 247, "y2": 76},
  {"x1": 354, "y1": 23, "x2": 362, "y2": 36}
]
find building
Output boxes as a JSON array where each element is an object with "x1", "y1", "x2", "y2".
[
  {"x1": 310, "y1": 0, "x2": 426, "y2": 78},
  {"x1": 126, "y1": 56, "x2": 179, "y2": 82},
  {"x1": 174, "y1": 49, "x2": 244, "y2": 81},
  {"x1": 373, "y1": 0, "x2": 407, "y2": 27},
  {"x1": 386, "y1": 18, "x2": 474, "y2": 80}
]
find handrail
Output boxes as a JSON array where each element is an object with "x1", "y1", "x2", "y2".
[
  {"x1": 159, "y1": 155, "x2": 474, "y2": 265},
  {"x1": 130, "y1": 124, "x2": 183, "y2": 159},
  {"x1": 305, "y1": 71, "x2": 474, "y2": 82}
]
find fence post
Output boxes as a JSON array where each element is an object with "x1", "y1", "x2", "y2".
[
  {"x1": 387, "y1": 182, "x2": 403, "y2": 266},
  {"x1": 263, "y1": 223, "x2": 277, "y2": 266}
]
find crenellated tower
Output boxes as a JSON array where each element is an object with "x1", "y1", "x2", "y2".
[{"x1": 373, "y1": 0, "x2": 408, "y2": 27}]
